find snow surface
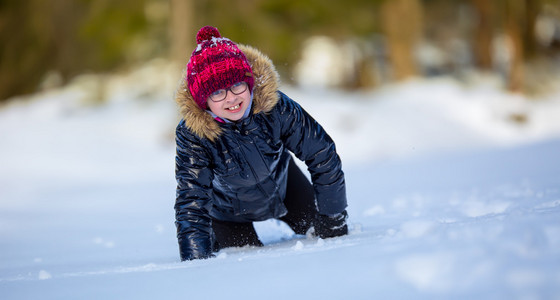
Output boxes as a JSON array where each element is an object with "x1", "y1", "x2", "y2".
[{"x1": 1, "y1": 62, "x2": 560, "y2": 299}]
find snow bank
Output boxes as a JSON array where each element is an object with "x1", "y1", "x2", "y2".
[{"x1": 1, "y1": 63, "x2": 560, "y2": 299}]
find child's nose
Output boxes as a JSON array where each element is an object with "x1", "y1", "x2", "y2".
[{"x1": 224, "y1": 90, "x2": 236, "y2": 101}]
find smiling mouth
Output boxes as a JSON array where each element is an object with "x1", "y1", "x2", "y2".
[{"x1": 227, "y1": 103, "x2": 242, "y2": 111}]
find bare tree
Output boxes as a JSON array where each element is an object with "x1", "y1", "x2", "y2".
[
  {"x1": 472, "y1": 0, "x2": 494, "y2": 70},
  {"x1": 504, "y1": 0, "x2": 525, "y2": 92},
  {"x1": 380, "y1": 0, "x2": 423, "y2": 81},
  {"x1": 170, "y1": 0, "x2": 194, "y2": 65}
]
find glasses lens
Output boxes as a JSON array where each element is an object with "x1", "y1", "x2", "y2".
[
  {"x1": 209, "y1": 89, "x2": 226, "y2": 102},
  {"x1": 231, "y1": 82, "x2": 248, "y2": 94},
  {"x1": 209, "y1": 82, "x2": 248, "y2": 102}
]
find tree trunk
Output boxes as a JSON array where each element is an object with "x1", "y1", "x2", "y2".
[
  {"x1": 170, "y1": 0, "x2": 194, "y2": 65},
  {"x1": 505, "y1": 0, "x2": 525, "y2": 93},
  {"x1": 471, "y1": 0, "x2": 494, "y2": 70},
  {"x1": 380, "y1": 0, "x2": 423, "y2": 81}
]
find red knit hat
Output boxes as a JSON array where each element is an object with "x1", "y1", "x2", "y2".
[{"x1": 186, "y1": 26, "x2": 254, "y2": 110}]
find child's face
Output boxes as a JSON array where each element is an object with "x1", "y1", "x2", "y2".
[{"x1": 206, "y1": 83, "x2": 251, "y2": 121}]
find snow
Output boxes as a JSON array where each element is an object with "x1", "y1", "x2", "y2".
[{"x1": 1, "y1": 62, "x2": 560, "y2": 299}]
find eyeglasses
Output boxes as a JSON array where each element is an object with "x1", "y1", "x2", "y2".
[{"x1": 208, "y1": 81, "x2": 248, "y2": 102}]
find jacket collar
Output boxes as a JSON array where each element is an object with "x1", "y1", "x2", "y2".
[{"x1": 175, "y1": 44, "x2": 280, "y2": 141}]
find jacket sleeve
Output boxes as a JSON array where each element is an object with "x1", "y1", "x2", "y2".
[
  {"x1": 175, "y1": 124, "x2": 214, "y2": 261},
  {"x1": 276, "y1": 92, "x2": 347, "y2": 215}
]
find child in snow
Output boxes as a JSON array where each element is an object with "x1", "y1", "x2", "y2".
[{"x1": 174, "y1": 26, "x2": 348, "y2": 261}]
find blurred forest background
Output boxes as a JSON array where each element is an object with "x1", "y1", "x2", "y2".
[{"x1": 1, "y1": 0, "x2": 560, "y2": 103}]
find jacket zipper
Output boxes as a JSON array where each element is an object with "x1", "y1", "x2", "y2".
[{"x1": 232, "y1": 127, "x2": 270, "y2": 213}]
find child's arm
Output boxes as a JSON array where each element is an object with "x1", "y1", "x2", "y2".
[
  {"x1": 175, "y1": 126, "x2": 215, "y2": 261},
  {"x1": 276, "y1": 92, "x2": 348, "y2": 217}
]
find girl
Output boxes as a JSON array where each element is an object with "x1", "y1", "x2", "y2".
[{"x1": 175, "y1": 26, "x2": 348, "y2": 261}]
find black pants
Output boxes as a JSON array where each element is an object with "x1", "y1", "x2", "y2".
[{"x1": 212, "y1": 158, "x2": 317, "y2": 250}]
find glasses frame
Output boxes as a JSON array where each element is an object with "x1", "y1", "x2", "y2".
[{"x1": 208, "y1": 81, "x2": 249, "y2": 102}]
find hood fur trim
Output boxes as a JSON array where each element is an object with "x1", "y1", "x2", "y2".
[{"x1": 175, "y1": 44, "x2": 280, "y2": 141}]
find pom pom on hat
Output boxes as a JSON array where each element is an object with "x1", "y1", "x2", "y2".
[
  {"x1": 196, "y1": 26, "x2": 221, "y2": 44},
  {"x1": 186, "y1": 26, "x2": 254, "y2": 110}
]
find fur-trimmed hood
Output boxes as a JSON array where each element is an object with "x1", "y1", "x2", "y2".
[{"x1": 175, "y1": 44, "x2": 281, "y2": 141}]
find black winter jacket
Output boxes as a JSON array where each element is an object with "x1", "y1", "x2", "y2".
[{"x1": 174, "y1": 45, "x2": 347, "y2": 261}]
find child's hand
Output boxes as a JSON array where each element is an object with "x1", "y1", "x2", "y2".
[{"x1": 314, "y1": 210, "x2": 348, "y2": 239}]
